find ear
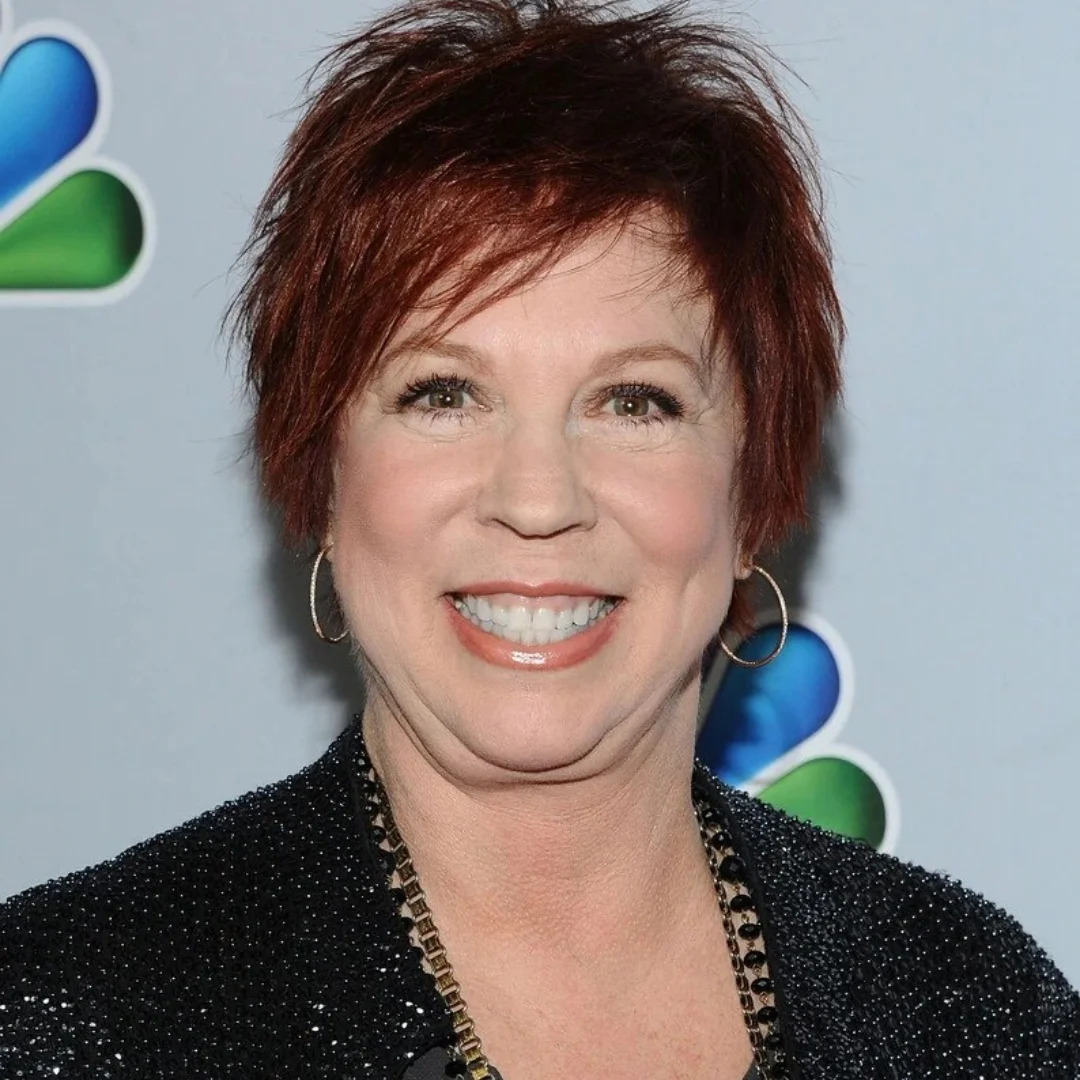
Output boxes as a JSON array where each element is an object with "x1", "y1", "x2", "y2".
[{"x1": 734, "y1": 552, "x2": 755, "y2": 581}]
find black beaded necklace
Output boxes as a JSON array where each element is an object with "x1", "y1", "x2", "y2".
[{"x1": 355, "y1": 741, "x2": 790, "y2": 1080}]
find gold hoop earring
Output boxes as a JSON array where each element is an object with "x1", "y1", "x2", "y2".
[
  {"x1": 309, "y1": 545, "x2": 347, "y2": 644},
  {"x1": 719, "y1": 565, "x2": 788, "y2": 669}
]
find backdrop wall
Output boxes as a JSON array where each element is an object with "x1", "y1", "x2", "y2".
[{"x1": 2, "y1": 0, "x2": 1078, "y2": 980}]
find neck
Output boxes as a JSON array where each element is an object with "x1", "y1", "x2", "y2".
[{"x1": 362, "y1": 700, "x2": 713, "y2": 971}]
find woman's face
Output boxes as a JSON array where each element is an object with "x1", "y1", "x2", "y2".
[{"x1": 330, "y1": 219, "x2": 746, "y2": 780}]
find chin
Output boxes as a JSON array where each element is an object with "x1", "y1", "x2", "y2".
[{"x1": 445, "y1": 707, "x2": 617, "y2": 779}]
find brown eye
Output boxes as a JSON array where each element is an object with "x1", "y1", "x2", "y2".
[
  {"x1": 602, "y1": 382, "x2": 685, "y2": 423},
  {"x1": 394, "y1": 374, "x2": 478, "y2": 416},
  {"x1": 428, "y1": 387, "x2": 466, "y2": 409},
  {"x1": 612, "y1": 394, "x2": 651, "y2": 417}
]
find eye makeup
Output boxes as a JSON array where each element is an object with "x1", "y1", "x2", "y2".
[{"x1": 394, "y1": 373, "x2": 686, "y2": 425}]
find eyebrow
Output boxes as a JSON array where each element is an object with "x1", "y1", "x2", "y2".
[
  {"x1": 379, "y1": 337, "x2": 711, "y2": 390},
  {"x1": 591, "y1": 342, "x2": 710, "y2": 388}
]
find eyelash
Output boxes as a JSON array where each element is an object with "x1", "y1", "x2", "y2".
[{"x1": 394, "y1": 374, "x2": 686, "y2": 426}]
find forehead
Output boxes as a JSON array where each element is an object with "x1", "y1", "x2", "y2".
[{"x1": 379, "y1": 220, "x2": 718, "y2": 380}]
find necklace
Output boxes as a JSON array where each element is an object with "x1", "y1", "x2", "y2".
[{"x1": 359, "y1": 755, "x2": 790, "y2": 1080}]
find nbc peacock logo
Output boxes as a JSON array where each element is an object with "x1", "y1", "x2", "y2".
[
  {"x1": 0, "y1": 0, "x2": 154, "y2": 304},
  {"x1": 696, "y1": 612, "x2": 900, "y2": 852}
]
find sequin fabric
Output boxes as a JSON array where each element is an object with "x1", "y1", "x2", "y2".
[{"x1": 1, "y1": 720, "x2": 1077, "y2": 1078}]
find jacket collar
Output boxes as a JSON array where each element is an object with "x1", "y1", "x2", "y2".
[{"x1": 698, "y1": 767, "x2": 897, "y2": 1079}]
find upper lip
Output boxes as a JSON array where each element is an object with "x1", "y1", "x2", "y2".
[{"x1": 450, "y1": 581, "x2": 622, "y2": 599}]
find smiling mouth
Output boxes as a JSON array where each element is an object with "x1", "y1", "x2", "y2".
[{"x1": 449, "y1": 592, "x2": 622, "y2": 646}]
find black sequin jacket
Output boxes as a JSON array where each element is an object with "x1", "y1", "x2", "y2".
[{"x1": 2, "y1": 722, "x2": 1077, "y2": 1078}]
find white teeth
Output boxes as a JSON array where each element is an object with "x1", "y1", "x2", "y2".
[{"x1": 451, "y1": 594, "x2": 617, "y2": 646}]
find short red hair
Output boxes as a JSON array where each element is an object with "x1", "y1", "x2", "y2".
[{"x1": 229, "y1": 0, "x2": 843, "y2": 627}]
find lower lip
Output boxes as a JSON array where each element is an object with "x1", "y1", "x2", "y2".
[{"x1": 443, "y1": 596, "x2": 623, "y2": 670}]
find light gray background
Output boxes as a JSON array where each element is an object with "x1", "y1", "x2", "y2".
[{"x1": 2, "y1": 0, "x2": 1078, "y2": 982}]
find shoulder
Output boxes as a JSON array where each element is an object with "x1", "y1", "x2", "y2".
[
  {"x1": 1, "y1": 730, "x2": 358, "y2": 942},
  {"x1": 0, "y1": 727, "x2": 414, "y2": 1074},
  {"x1": 708, "y1": 775, "x2": 1080, "y2": 1075}
]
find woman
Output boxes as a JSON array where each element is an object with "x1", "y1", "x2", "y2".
[{"x1": 1, "y1": 0, "x2": 1076, "y2": 1076}]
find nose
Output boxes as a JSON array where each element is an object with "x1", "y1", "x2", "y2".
[{"x1": 475, "y1": 419, "x2": 597, "y2": 538}]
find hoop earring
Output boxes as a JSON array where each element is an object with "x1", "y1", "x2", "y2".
[
  {"x1": 719, "y1": 565, "x2": 788, "y2": 669},
  {"x1": 309, "y1": 545, "x2": 348, "y2": 644}
]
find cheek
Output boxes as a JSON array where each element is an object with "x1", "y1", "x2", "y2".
[
  {"x1": 594, "y1": 442, "x2": 738, "y2": 574},
  {"x1": 329, "y1": 429, "x2": 475, "y2": 587}
]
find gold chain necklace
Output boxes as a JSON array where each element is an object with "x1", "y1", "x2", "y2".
[{"x1": 361, "y1": 758, "x2": 789, "y2": 1080}]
